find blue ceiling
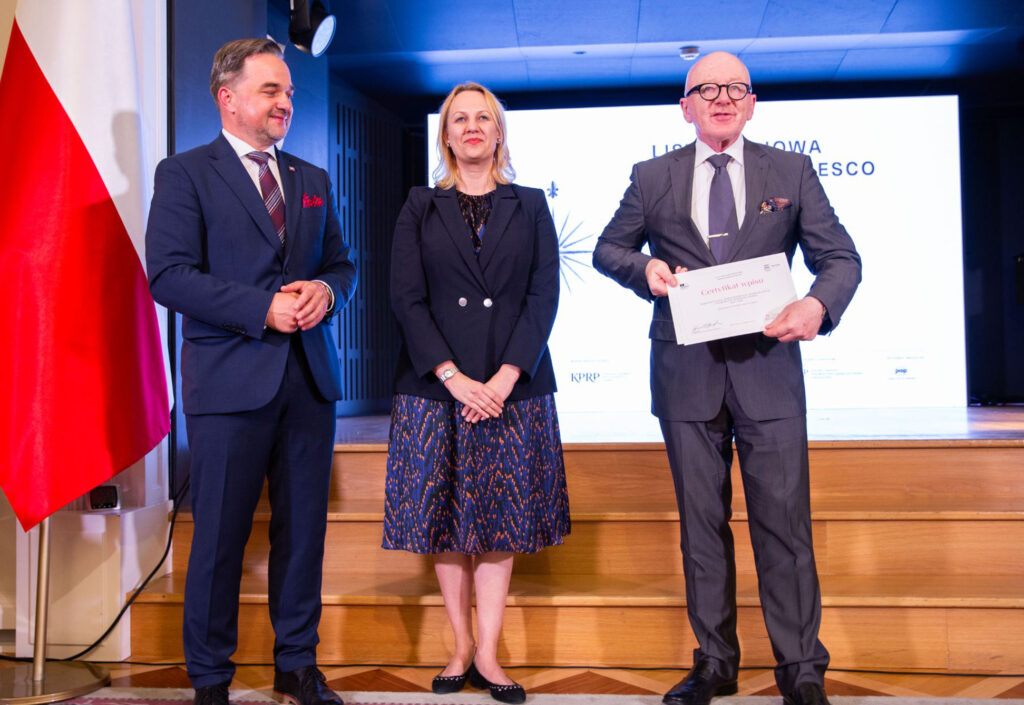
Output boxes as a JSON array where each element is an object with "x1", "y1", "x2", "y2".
[{"x1": 321, "y1": 0, "x2": 1024, "y2": 96}]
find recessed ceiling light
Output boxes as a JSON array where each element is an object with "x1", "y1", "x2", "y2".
[
  {"x1": 679, "y1": 46, "x2": 700, "y2": 61},
  {"x1": 574, "y1": 50, "x2": 586, "y2": 55}
]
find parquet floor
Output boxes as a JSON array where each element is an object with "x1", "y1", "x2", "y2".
[{"x1": 92, "y1": 663, "x2": 1024, "y2": 699}]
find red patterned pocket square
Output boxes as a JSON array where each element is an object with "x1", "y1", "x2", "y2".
[
  {"x1": 302, "y1": 193, "x2": 324, "y2": 208},
  {"x1": 760, "y1": 197, "x2": 792, "y2": 214}
]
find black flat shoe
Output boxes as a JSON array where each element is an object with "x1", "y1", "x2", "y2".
[
  {"x1": 432, "y1": 667, "x2": 470, "y2": 694},
  {"x1": 468, "y1": 663, "x2": 526, "y2": 704}
]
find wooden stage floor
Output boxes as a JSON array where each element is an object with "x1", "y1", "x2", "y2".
[{"x1": 65, "y1": 405, "x2": 1020, "y2": 696}]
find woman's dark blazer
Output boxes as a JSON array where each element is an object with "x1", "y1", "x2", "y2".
[{"x1": 390, "y1": 183, "x2": 559, "y2": 402}]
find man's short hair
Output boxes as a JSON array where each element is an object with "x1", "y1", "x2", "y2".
[{"x1": 209, "y1": 38, "x2": 284, "y2": 101}]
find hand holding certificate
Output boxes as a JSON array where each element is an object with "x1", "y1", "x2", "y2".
[{"x1": 666, "y1": 252, "x2": 798, "y2": 345}]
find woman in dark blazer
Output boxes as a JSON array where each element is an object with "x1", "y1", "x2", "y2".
[{"x1": 383, "y1": 82, "x2": 569, "y2": 704}]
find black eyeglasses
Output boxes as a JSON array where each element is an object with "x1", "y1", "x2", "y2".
[{"x1": 685, "y1": 82, "x2": 752, "y2": 101}]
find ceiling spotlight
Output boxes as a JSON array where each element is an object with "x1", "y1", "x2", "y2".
[
  {"x1": 289, "y1": 0, "x2": 336, "y2": 58},
  {"x1": 679, "y1": 46, "x2": 700, "y2": 61}
]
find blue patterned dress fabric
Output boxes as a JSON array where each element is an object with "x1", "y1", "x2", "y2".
[
  {"x1": 383, "y1": 189, "x2": 570, "y2": 555},
  {"x1": 383, "y1": 393, "x2": 570, "y2": 554}
]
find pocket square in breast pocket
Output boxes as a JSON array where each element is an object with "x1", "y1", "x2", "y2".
[
  {"x1": 302, "y1": 193, "x2": 324, "y2": 208},
  {"x1": 760, "y1": 197, "x2": 792, "y2": 214}
]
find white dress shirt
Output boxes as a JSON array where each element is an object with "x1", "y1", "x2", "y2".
[{"x1": 691, "y1": 135, "x2": 747, "y2": 247}]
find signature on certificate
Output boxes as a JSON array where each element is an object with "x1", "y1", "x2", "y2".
[{"x1": 692, "y1": 321, "x2": 723, "y2": 333}]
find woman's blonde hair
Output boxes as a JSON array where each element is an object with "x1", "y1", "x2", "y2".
[{"x1": 432, "y1": 82, "x2": 515, "y2": 190}]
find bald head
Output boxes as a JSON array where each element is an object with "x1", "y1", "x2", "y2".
[{"x1": 685, "y1": 51, "x2": 751, "y2": 94}]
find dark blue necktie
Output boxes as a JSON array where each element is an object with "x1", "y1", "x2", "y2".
[{"x1": 707, "y1": 153, "x2": 738, "y2": 263}]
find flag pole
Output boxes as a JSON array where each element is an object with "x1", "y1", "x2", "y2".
[{"x1": 0, "y1": 518, "x2": 110, "y2": 704}]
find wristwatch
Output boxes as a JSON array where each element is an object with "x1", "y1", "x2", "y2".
[{"x1": 437, "y1": 366, "x2": 458, "y2": 383}]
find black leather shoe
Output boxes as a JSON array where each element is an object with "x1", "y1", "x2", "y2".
[
  {"x1": 663, "y1": 659, "x2": 738, "y2": 705},
  {"x1": 783, "y1": 683, "x2": 831, "y2": 705},
  {"x1": 193, "y1": 682, "x2": 229, "y2": 705},
  {"x1": 468, "y1": 662, "x2": 526, "y2": 704},
  {"x1": 432, "y1": 664, "x2": 471, "y2": 694},
  {"x1": 274, "y1": 666, "x2": 344, "y2": 705}
]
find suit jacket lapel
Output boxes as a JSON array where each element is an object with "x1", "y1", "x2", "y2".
[
  {"x1": 477, "y1": 183, "x2": 517, "y2": 271},
  {"x1": 209, "y1": 135, "x2": 284, "y2": 259},
  {"x1": 277, "y1": 148, "x2": 301, "y2": 265},
  {"x1": 433, "y1": 188, "x2": 489, "y2": 291},
  {"x1": 721, "y1": 139, "x2": 769, "y2": 263},
  {"x1": 669, "y1": 144, "x2": 715, "y2": 267}
]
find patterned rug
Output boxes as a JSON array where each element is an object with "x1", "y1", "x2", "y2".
[{"x1": 60, "y1": 687, "x2": 1024, "y2": 705}]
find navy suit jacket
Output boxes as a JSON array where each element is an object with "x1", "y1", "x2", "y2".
[
  {"x1": 146, "y1": 134, "x2": 357, "y2": 415},
  {"x1": 390, "y1": 183, "x2": 559, "y2": 401},
  {"x1": 593, "y1": 139, "x2": 861, "y2": 422}
]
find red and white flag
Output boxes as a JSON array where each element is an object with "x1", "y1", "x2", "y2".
[{"x1": 0, "y1": 1, "x2": 170, "y2": 530}]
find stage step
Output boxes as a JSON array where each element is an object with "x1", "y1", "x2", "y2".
[
  {"x1": 134, "y1": 431, "x2": 1024, "y2": 673},
  {"x1": 135, "y1": 572, "x2": 1024, "y2": 611},
  {"x1": 131, "y1": 572, "x2": 1024, "y2": 671},
  {"x1": 171, "y1": 504, "x2": 1024, "y2": 577},
  {"x1": 329, "y1": 441, "x2": 1024, "y2": 508}
]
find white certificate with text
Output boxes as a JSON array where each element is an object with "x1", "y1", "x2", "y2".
[{"x1": 666, "y1": 252, "x2": 798, "y2": 345}]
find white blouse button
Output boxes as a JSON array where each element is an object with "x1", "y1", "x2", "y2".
[
  {"x1": 483, "y1": 298, "x2": 493, "y2": 308},
  {"x1": 458, "y1": 297, "x2": 468, "y2": 307}
]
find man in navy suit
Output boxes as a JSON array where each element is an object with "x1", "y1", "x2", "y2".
[
  {"x1": 594, "y1": 52, "x2": 861, "y2": 705},
  {"x1": 146, "y1": 38, "x2": 356, "y2": 705}
]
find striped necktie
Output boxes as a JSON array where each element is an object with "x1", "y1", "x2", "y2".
[{"x1": 246, "y1": 151, "x2": 286, "y2": 246}]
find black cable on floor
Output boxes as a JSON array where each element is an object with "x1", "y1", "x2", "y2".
[
  {"x1": 56, "y1": 478, "x2": 191, "y2": 662},
  {"x1": 0, "y1": 480, "x2": 191, "y2": 664}
]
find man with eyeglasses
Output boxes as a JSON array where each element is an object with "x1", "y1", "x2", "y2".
[{"x1": 594, "y1": 52, "x2": 861, "y2": 705}]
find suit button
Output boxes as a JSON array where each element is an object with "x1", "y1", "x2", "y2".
[
  {"x1": 483, "y1": 298, "x2": 493, "y2": 308},
  {"x1": 458, "y1": 297, "x2": 468, "y2": 307}
]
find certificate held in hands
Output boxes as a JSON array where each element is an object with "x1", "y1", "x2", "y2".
[{"x1": 666, "y1": 252, "x2": 797, "y2": 345}]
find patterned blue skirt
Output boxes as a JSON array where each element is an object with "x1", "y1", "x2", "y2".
[{"x1": 383, "y1": 393, "x2": 570, "y2": 555}]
